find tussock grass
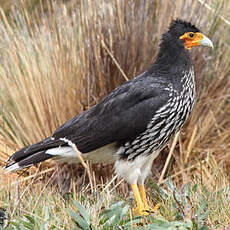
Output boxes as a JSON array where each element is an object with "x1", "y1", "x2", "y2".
[
  {"x1": 1, "y1": 173, "x2": 229, "y2": 229},
  {"x1": 0, "y1": 0, "x2": 230, "y2": 228}
]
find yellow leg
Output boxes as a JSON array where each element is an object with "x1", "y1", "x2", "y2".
[
  {"x1": 139, "y1": 184, "x2": 149, "y2": 210},
  {"x1": 139, "y1": 184, "x2": 161, "y2": 212},
  {"x1": 131, "y1": 184, "x2": 149, "y2": 216}
]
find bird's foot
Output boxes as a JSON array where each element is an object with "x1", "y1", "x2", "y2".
[
  {"x1": 146, "y1": 203, "x2": 161, "y2": 213},
  {"x1": 132, "y1": 203, "x2": 160, "y2": 216},
  {"x1": 152, "y1": 203, "x2": 161, "y2": 212},
  {"x1": 132, "y1": 206, "x2": 150, "y2": 216}
]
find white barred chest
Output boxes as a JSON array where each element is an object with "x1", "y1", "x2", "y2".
[{"x1": 117, "y1": 68, "x2": 196, "y2": 160}]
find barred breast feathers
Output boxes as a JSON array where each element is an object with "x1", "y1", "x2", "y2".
[{"x1": 117, "y1": 67, "x2": 196, "y2": 160}]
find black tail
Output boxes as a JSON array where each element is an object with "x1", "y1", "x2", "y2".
[{"x1": 4, "y1": 137, "x2": 63, "y2": 172}]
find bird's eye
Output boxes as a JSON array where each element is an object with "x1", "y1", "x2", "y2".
[{"x1": 189, "y1": 33, "x2": 194, "y2": 38}]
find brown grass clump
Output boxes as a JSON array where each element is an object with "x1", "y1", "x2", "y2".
[
  {"x1": 0, "y1": 0, "x2": 230, "y2": 228},
  {"x1": 0, "y1": 0, "x2": 229, "y2": 203}
]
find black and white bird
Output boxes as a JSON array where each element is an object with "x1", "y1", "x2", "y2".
[{"x1": 4, "y1": 19, "x2": 213, "y2": 215}]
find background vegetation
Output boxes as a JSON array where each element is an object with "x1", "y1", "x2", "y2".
[{"x1": 0, "y1": 0, "x2": 229, "y2": 229}]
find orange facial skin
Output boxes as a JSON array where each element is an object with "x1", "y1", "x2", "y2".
[{"x1": 180, "y1": 32, "x2": 205, "y2": 50}]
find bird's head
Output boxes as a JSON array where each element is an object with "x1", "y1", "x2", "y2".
[{"x1": 168, "y1": 19, "x2": 213, "y2": 50}]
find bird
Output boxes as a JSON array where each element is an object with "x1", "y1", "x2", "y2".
[{"x1": 4, "y1": 19, "x2": 213, "y2": 216}]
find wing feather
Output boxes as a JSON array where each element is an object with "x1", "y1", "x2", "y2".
[{"x1": 53, "y1": 74, "x2": 170, "y2": 153}]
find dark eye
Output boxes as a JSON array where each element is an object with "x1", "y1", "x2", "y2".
[{"x1": 189, "y1": 32, "x2": 194, "y2": 38}]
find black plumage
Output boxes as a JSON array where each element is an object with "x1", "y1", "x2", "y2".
[
  {"x1": 4, "y1": 18, "x2": 213, "y2": 215},
  {"x1": 5, "y1": 19, "x2": 209, "y2": 167}
]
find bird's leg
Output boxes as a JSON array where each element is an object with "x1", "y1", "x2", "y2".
[
  {"x1": 139, "y1": 184, "x2": 150, "y2": 210},
  {"x1": 139, "y1": 184, "x2": 161, "y2": 213},
  {"x1": 131, "y1": 184, "x2": 149, "y2": 216}
]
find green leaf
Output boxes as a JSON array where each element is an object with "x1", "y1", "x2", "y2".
[
  {"x1": 192, "y1": 184, "x2": 198, "y2": 192},
  {"x1": 73, "y1": 200, "x2": 90, "y2": 225},
  {"x1": 68, "y1": 209, "x2": 90, "y2": 230},
  {"x1": 195, "y1": 199, "x2": 207, "y2": 217},
  {"x1": 99, "y1": 201, "x2": 126, "y2": 227},
  {"x1": 10, "y1": 221, "x2": 28, "y2": 230},
  {"x1": 10, "y1": 221, "x2": 21, "y2": 229},
  {"x1": 199, "y1": 226, "x2": 209, "y2": 230},
  {"x1": 20, "y1": 218, "x2": 34, "y2": 229},
  {"x1": 165, "y1": 178, "x2": 175, "y2": 192},
  {"x1": 120, "y1": 205, "x2": 129, "y2": 219},
  {"x1": 121, "y1": 218, "x2": 142, "y2": 228},
  {"x1": 23, "y1": 215, "x2": 35, "y2": 225}
]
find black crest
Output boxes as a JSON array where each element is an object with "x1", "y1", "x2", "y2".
[{"x1": 168, "y1": 19, "x2": 200, "y2": 37}]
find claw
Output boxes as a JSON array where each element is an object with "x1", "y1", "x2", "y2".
[
  {"x1": 132, "y1": 207, "x2": 150, "y2": 216},
  {"x1": 131, "y1": 184, "x2": 161, "y2": 216}
]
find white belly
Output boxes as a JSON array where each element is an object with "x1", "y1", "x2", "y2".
[
  {"x1": 46, "y1": 143, "x2": 117, "y2": 164},
  {"x1": 114, "y1": 150, "x2": 160, "y2": 184}
]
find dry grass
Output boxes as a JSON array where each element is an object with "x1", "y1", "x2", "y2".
[{"x1": 0, "y1": 0, "x2": 229, "y2": 228}]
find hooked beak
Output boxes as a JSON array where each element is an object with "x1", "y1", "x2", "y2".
[
  {"x1": 199, "y1": 35, "x2": 214, "y2": 49},
  {"x1": 180, "y1": 32, "x2": 214, "y2": 50}
]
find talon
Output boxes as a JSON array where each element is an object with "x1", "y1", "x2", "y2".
[
  {"x1": 153, "y1": 203, "x2": 161, "y2": 212},
  {"x1": 132, "y1": 207, "x2": 150, "y2": 216},
  {"x1": 131, "y1": 184, "x2": 160, "y2": 216}
]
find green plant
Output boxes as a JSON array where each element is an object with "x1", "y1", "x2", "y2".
[{"x1": 0, "y1": 0, "x2": 230, "y2": 229}]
